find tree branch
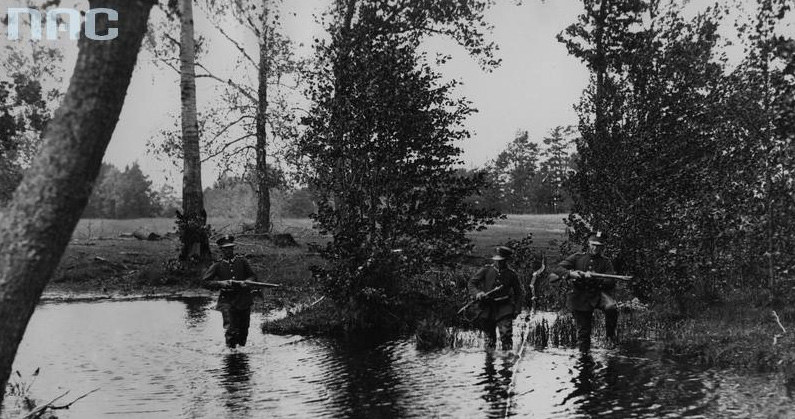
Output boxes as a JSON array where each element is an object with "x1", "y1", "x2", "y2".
[
  {"x1": 202, "y1": 133, "x2": 255, "y2": 162},
  {"x1": 211, "y1": 21, "x2": 259, "y2": 70},
  {"x1": 194, "y1": 63, "x2": 256, "y2": 102}
]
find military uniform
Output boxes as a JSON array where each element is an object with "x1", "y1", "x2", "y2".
[
  {"x1": 202, "y1": 236, "x2": 258, "y2": 348},
  {"x1": 468, "y1": 248, "x2": 524, "y2": 350},
  {"x1": 554, "y1": 238, "x2": 618, "y2": 352}
]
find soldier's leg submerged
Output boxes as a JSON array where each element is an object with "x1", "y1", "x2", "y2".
[
  {"x1": 599, "y1": 292, "x2": 618, "y2": 341},
  {"x1": 572, "y1": 310, "x2": 594, "y2": 352},
  {"x1": 496, "y1": 317, "x2": 514, "y2": 351},
  {"x1": 232, "y1": 308, "x2": 251, "y2": 347},
  {"x1": 481, "y1": 319, "x2": 498, "y2": 349},
  {"x1": 220, "y1": 308, "x2": 236, "y2": 348}
]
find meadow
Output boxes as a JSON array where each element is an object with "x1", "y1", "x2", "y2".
[
  {"x1": 70, "y1": 213, "x2": 569, "y2": 256},
  {"x1": 52, "y1": 214, "x2": 568, "y2": 296}
]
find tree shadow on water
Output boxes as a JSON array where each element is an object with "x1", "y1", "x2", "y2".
[{"x1": 318, "y1": 335, "x2": 408, "y2": 418}]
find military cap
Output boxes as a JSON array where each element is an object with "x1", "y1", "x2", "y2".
[
  {"x1": 216, "y1": 235, "x2": 236, "y2": 248},
  {"x1": 587, "y1": 232, "x2": 605, "y2": 245},
  {"x1": 492, "y1": 246, "x2": 514, "y2": 261}
]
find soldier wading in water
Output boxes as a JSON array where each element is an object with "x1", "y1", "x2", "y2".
[
  {"x1": 468, "y1": 246, "x2": 524, "y2": 351},
  {"x1": 552, "y1": 232, "x2": 618, "y2": 352},
  {"x1": 202, "y1": 235, "x2": 260, "y2": 349}
]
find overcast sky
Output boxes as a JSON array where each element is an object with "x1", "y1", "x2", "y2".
[
  {"x1": 8, "y1": 1, "x2": 781, "y2": 190},
  {"x1": 94, "y1": 0, "x2": 589, "y2": 189}
]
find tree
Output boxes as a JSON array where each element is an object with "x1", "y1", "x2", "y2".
[
  {"x1": 560, "y1": 0, "x2": 730, "y2": 300},
  {"x1": 0, "y1": 0, "x2": 154, "y2": 405},
  {"x1": 296, "y1": 0, "x2": 500, "y2": 321},
  {"x1": 0, "y1": 25, "x2": 65, "y2": 204},
  {"x1": 178, "y1": 0, "x2": 210, "y2": 261},
  {"x1": 560, "y1": 0, "x2": 795, "y2": 305},
  {"x1": 147, "y1": 0, "x2": 301, "y2": 234},
  {"x1": 540, "y1": 125, "x2": 575, "y2": 213},
  {"x1": 82, "y1": 162, "x2": 160, "y2": 218},
  {"x1": 490, "y1": 130, "x2": 541, "y2": 213},
  {"x1": 83, "y1": 163, "x2": 121, "y2": 217}
]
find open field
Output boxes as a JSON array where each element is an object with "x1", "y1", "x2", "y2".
[
  {"x1": 50, "y1": 214, "x2": 569, "y2": 296},
  {"x1": 71, "y1": 214, "x2": 569, "y2": 253}
]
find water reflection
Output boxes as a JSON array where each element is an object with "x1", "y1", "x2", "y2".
[
  {"x1": 318, "y1": 336, "x2": 408, "y2": 418},
  {"x1": 181, "y1": 297, "x2": 211, "y2": 328},
  {"x1": 7, "y1": 302, "x2": 793, "y2": 418},
  {"x1": 479, "y1": 352, "x2": 514, "y2": 416},
  {"x1": 560, "y1": 353, "x2": 596, "y2": 409},
  {"x1": 219, "y1": 352, "x2": 252, "y2": 417}
]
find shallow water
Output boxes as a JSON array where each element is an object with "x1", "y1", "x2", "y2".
[{"x1": 4, "y1": 298, "x2": 794, "y2": 418}]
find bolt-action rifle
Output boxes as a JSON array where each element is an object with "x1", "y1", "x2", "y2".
[
  {"x1": 457, "y1": 285, "x2": 505, "y2": 315},
  {"x1": 228, "y1": 280, "x2": 281, "y2": 288},
  {"x1": 548, "y1": 272, "x2": 633, "y2": 284},
  {"x1": 580, "y1": 272, "x2": 633, "y2": 281}
]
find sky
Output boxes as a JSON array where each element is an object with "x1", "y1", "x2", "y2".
[
  {"x1": 6, "y1": 0, "x2": 775, "y2": 191},
  {"x1": 0, "y1": 0, "x2": 590, "y2": 189}
]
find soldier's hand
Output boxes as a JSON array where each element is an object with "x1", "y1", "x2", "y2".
[
  {"x1": 475, "y1": 291, "x2": 486, "y2": 301},
  {"x1": 583, "y1": 271, "x2": 592, "y2": 279},
  {"x1": 569, "y1": 270, "x2": 582, "y2": 279}
]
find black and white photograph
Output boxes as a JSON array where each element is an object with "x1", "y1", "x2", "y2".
[{"x1": 1, "y1": 0, "x2": 794, "y2": 417}]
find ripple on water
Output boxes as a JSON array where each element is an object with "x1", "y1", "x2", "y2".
[{"x1": 5, "y1": 302, "x2": 794, "y2": 418}]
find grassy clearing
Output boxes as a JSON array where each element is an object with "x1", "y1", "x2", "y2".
[
  {"x1": 55, "y1": 215, "x2": 567, "y2": 295},
  {"x1": 467, "y1": 213, "x2": 568, "y2": 258}
]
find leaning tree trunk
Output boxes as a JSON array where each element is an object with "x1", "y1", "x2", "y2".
[
  {"x1": 0, "y1": 0, "x2": 154, "y2": 407},
  {"x1": 179, "y1": 0, "x2": 210, "y2": 260},
  {"x1": 254, "y1": 2, "x2": 271, "y2": 234}
]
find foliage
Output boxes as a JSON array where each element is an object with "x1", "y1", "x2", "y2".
[
  {"x1": 145, "y1": 0, "x2": 304, "y2": 233},
  {"x1": 175, "y1": 209, "x2": 212, "y2": 261},
  {"x1": 295, "y1": 0, "x2": 501, "y2": 327},
  {"x1": 83, "y1": 163, "x2": 163, "y2": 218},
  {"x1": 487, "y1": 130, "x2": 540, "y2": 213},
  {"x1": 282, "y1": 187, "x2": 317, "y2": 218},
  {"x1": 480, "y1": 126, "x2": 576, "y2": 214},
  {"x1": 0, "y1": 39, "x2": 64, "y2": 204},
  {"x1": 559, "y1": 0, "x2": 795, "y2": 305},
  {"x1": 539, "y1": 125, "x2": 576, "y2": 213}
]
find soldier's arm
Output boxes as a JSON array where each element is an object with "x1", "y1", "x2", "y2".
[
  {"x1": 201, "y1": 262, "x2": 230, "y2": 290},
  {"x1": 468, "y1": 268, "x2": 487, "y2": 298},
  {"x1": 552, "y1": 254, "x2": 580, "y2": 281}
]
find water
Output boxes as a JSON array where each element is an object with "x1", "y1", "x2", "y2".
[{"x1": 5, "y1": 298, "x2": 794, "y2": 418}]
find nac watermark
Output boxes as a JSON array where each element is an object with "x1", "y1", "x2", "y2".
[{"x1": 6, "y1": 8, "x2": 118, "y2": 41}]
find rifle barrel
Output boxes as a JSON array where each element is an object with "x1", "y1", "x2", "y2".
[
  {"x1": 457, "y1": 285, "x2": 504, "y2": 315},
  {"x1": 589, "y1": 272, "x2": 633, "y2": 281},
  {"x1": 242, "y1": 280, "x2": 281, "y2": 288}
]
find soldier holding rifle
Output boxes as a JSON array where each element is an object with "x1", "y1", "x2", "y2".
[
  {"x1": 468, "y1": 246, "x2": 524, "y2": 351},
  {"x1": 552, "y1": 232, "x2": 627, "y2": 352},
  {"x1": 202, "y1": 235, "x2": 270, "y2": 349}
]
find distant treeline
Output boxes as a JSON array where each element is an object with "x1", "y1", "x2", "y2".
[
  {"x1": 80, "y1": 163, "x2": 315, "y2": 220},
  {"x1": 473, "y1": 127, "x2": 575, "y2": 214}
]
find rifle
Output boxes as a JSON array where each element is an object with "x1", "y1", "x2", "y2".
[
  {"x1": 547, "y1": 272, "x2": 633, "y2": 285},
  {"x1": 581, "y1": 272, "x2": 633, "y2": 281},
  {"x1": 229, "y1": 280, "x2": 281, "y2": 288},
  {"x1": 457, "y1": 285, "x2": 505, "y2": 315}
]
